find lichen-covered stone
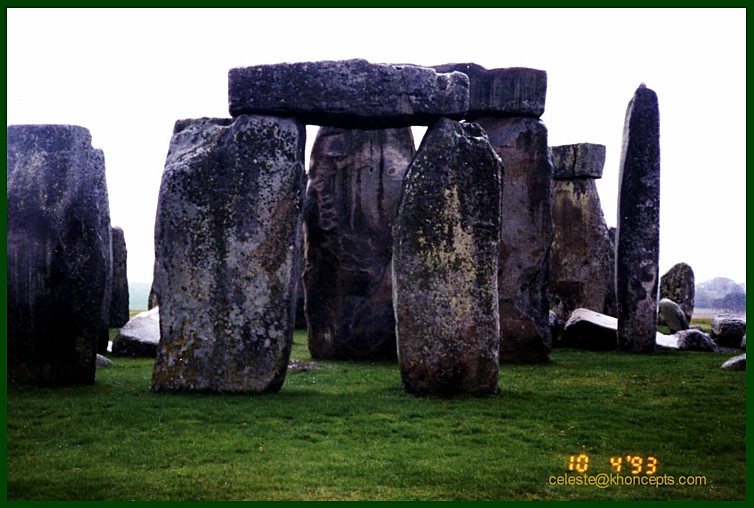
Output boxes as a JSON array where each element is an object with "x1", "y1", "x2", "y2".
[
  {"x1": 433, "y1": 63, "x2": 547, "y2": 118},
  {"x1": 228, "y1": 59, "x2": 469, "y2": 129},
  {"x1": 304, "y1": 127, "x2": 415, "y2": 360},
  {"x1": 711, "y1": 317, "x2": 747, "y2": 349},
  {"x1": 659, "y1": 263, "x2": 695, "y2": 323},
  {"x1": 550, "y1": 143, "x2": 606, "y2": 180},
  {"x1": 549, "y1": 177, "x2": 613, "y2": 325},
  {"x1": 7, "y1": 124, "x2": 112, "y2": 386},
  {"x1": 151, "y1": 115, "x2": 306, "y2": 393},
  {"x1": 616, "y1": 84, "x2": 661, "y2": 353},
  {"x1": 475, "y1": 116, "x2": 553, "y2": 363},
  {"x1": 393, "y1": 118, "x2": 502, "y2": 396},
  {"x1": 109, "y1": 226, "x2": 130, "y2": 328}
]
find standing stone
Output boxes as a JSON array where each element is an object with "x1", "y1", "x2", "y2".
[
  {"x1": 393, "y1": 118, "x2": 502, "y2": 396},
  {"x1": 604, "y1": 227, "x2": 618, "y2": 317},
  {"x1": 109, "y1": 226, "x2": 130, "y2": 328},
  {"x1": 151, "y1": 115, "x2": 306, "y2": 393},
  {"x1": 304, "y1": 127, "x2": 415, "y2": 360},
  {"x1": 229, "y1": 59, "x2": 470, "y2": 129},
  {"x1": 659, "y1": 262, "x2": 695, "y2": 323},
  {"x1": 549, "y1": 144, "x2": 613, "y2": 325},
  {"x1": 476, "y1": 116, "x2": 553, "y2": 363},
  {"x1": 616, "y1": 84, "x2": 661, "y2": 353},
  {"x1": 7, "y1": 124, "x2": 112, "y2": 386}
]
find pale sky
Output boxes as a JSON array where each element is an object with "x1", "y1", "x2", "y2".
[{"x1": 6, "y1": 8, "x2": 747, "y2": 285}]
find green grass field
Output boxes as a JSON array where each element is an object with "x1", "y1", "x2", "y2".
[{"x1": 5, "y1": 330, "x2": 745, "y2": 501}]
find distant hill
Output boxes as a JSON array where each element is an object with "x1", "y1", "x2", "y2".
[
  {"x1": 129, "y1": 282, "x2": 151, "y2": 311},
  {"x1": 695, "y1": 277, "x2": 746, "y2": 312}
]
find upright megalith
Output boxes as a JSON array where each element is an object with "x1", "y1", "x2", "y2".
[
  {"x1": 393, "y1": 118, "x2": 502, "y2": 396},
  {"x1": 7, "y1": 124, "x2": 112, "y2": 386},
  {"x1": 436, "y1": 63, "x2": 552, "y2": 364},
  {"x1": 549, "y1": 143, "x2": 614, "y2": 324},
  {"x1": 659, "y1": 262, "x2": 695, "y2": 322},
  {"x1": 109, "y1": 226, "x2": 130, "y2": 328},
  {"x1": 305, "y1": 127, "x2": 415, "y2": 360},
  {"x1": 228, "y1": 59, "x2": 470, "y2": 129},
  {"x1": 616, "y1": 84, "x2": 661, "y2": 353},
  {"x1": 151, "y1": 115, "x2": 306, "y2": 393}
]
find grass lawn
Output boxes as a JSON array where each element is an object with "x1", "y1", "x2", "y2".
[{"x1": 5, "y1": 329, "x2": 746, "y2": 501}]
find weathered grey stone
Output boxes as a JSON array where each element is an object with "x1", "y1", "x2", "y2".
[
  {"x1": 108, "y1": 226, "x2": 130, "y2": 328},
  {"x1": 659, "y1": 263, "x2": 695, "y2": 323},
  {"x1": 561, "y1": 308, "x2": 618, "y2": 351},
  {"x1": 550, "y1": 143, "x2": 606, "y2": 180},
  {"x1": 658, "y1": 298, "x2": 689, "y2": 333},
  {"x1": 475, "y1": 116, "x2": 552, "y2": 363},
  {"x1": 393, "y1": 118, "x2": 502, "y2": 396},
  {"x1": 741, "y1": 335, "x2": 746, "y2": 350},
  {"x1": 604, "y1": 227, "x2": 617, "y2": 317},
  {"x1": 305, "y1": 127, "x2": 415, "y2": 360},
  {"x1": 96, "y1": 354, "x2": 114, "y2": 368},
  {"x1": 151, "y1": 115, "x2": 306, "y2": 393},
  {"x1": 711, "y1": 317, "x2": 747, "y2": 349},
  {"x1": 112, "y1": 307, "x2": 160, "y2": 357},
  {"x1": 7, "y1": 124, "x2": 112, "y2": 386},
  {"x1": 616, "y1": 84, "x2": 661, "y2": 353},
  {"x1": 720, "y1": 354, "x2": 746, "y2": 371},
  {"x1": 549, "y1": 177, "x2": 613, "y2": 324},
  {"x1": 147, "y1": 281, "x2": 158, "y2": 310},
  {"x1": 432, "y1": 63, "x2": 546, "y2": 118},
  {"x1": 229, "y1": 59, "x2": 469, "y2": 129},
  {"x1": 674, "y1": 329, "x2": 717, "y2": 352}
]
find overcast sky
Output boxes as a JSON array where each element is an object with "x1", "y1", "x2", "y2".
[{"x1": 6, "y1": 8, "x2": 746, "y2": 286}]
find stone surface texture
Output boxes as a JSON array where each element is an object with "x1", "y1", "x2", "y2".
[
  {"x1": 674, "y1": 329, "x2": 717, "y2": 352},
  {"x1": 109, "y1": 226, "x2": 130, "y2": 328},
  {"x1": 229, "y1": 59, "x2": 469, "y2": 128},
  {"x1": 658, "y1": 298, "x2": 689, "y2": 333},
  {"x1": 432, "y1": 63, "x2": 546, "y2": 118},
  {"x1": 7, "y1": 124, "x2": 112, "y2": 386},
  {"x1": 112, "y1": 307, "x2": 161, "y2": 357},
  {"x1": 305, "y1": 127, "x2": 415, "y2": 360},
  {"x1": 659, "y1": 263, "x2": 695, "y2": 323},
  {"x1": 393, "y1": 118, "x2": 503, "y2": 396},
  {"x1": 151, "y1": 115, "x2": 306, "y2": 393},
  {"x1": 711, "y1": 317, "x2": 747, "y2": 349},
  {"x1": 549, "y1": 172, "x2": 612, "y2": 325},
  {"x1": 616, "y1": 84, "x2": 661, "y2": 353},
  {"x1": 550, "y1": 143, "x2": 606, "y2": 180},
  {"x1": 561, "y1": 308, "x2": 618, "y2": 351},
  {"x1": 475, "y1": 116, "x2": 553, "y2": 363}
]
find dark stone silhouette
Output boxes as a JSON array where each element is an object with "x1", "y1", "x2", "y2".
[
  {"x1": 229, "y1": 59, "x2": 469, "y2": 128},
  {"x1": 7, "y1": 124, "x2": 112, "y2": 386},
  {"x1": 151, "y1": 115, "x2": 306, "y2": 393},
  {"x1": 616, "y1": 84, "x2": 661, "y2": 353},
  {"x1": 560, "y1": 308, "x2": 618, "y2": 351},
  {"x1": 305, "y1": 127, "x2": 415, "y2": 360},
  {"x1": 393, "y1": 118, "x2": 502, "y2": 396},
  {"x1": 659, "y1": 263, "x2": 695, "y2": 322},
  {"x1": 109, "y1": 226, "x2": 130, "y2": 328}
]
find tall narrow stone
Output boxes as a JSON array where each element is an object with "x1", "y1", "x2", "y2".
[
  {"x1": 151, "y1": 115, "x2": 306, "y2": 393},
  {"x1": 659, "y1": 262, "x2": 695, "y2": 322},
  {"x1": 476, "y1": 116, "x2": 553, "y2": 363},
  {"x1": 616, "y1": 84, "x2": 661, "y2": 353},
  {"x1": 109, "y1": 226, "x2": 130, "y2": 328},
  {"x1": 393, "y1": 118, "x2": 502, "y2": 396},
  {"x1": 7, "y1": 125, "x2": 112, "y2": 386},
  {"x1": 305, "y1": 127, "x2": 415, "y2": 360},
  {"x1": 549, "y1": 144, "x2": 613, "y2": 325}
]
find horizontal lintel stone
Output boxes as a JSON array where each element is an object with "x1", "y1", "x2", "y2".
[
  {"x1": 228, "y1": 59, "x2": 469, "y2": 129},
  {"x1": 550, "y1": 143, "x2": 607, "y2": 180},
  {"x1": 433, "y1": 63, "x2": 547, "y2": 118}
]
